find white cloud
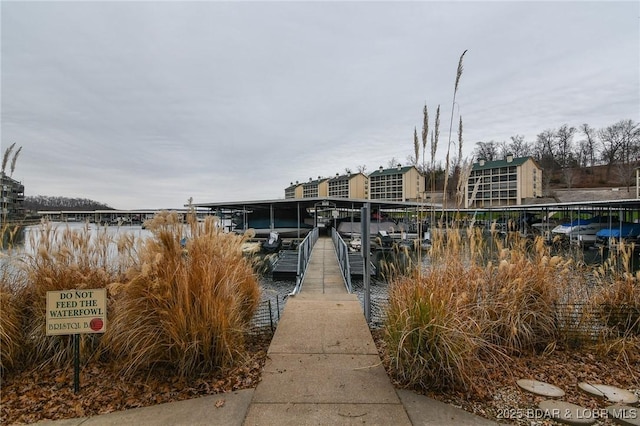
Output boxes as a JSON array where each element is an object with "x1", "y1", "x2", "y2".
[{"x1": 2, "y1": 1, "x2": 638, "y2": 209}]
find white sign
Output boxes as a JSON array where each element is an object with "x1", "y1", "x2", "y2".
[{"x1": 46, "y1": 289, "x2": 107, "y2": 336}]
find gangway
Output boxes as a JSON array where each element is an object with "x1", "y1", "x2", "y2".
[
  {"x1": 331, "y1": 228, "x2": 353, "y2": 293},
  {"x1": 287, "y1": 227, "x2": 319, "y2": 295}
]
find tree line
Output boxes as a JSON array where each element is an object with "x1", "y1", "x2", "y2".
[
  {"x1": 405, "y1": 118, "x2": 639, "y2": 196},
  {"x1": 472, "y1": 119, "x2": 639, "y2": 192},
  {"x1": 24, "y1": 195, "x2": 113, "y2": 212}
]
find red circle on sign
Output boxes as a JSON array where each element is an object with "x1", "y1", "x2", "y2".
[{"x1": 90, "y1": 318, "x2": 103, "y2": 331}]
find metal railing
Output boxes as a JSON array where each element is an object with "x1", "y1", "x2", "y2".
[
  {"x1": 331, "y1": 228, "x2": 353, "y2": 293},
  {"x1": 290, "y1": 227, "x2": 319, "y2": 295}
]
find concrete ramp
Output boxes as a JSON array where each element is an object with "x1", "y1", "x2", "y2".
[{"x1": 244, "y1": 237, "x2": 412, "y2": 425}]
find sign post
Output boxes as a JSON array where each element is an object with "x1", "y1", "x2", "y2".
[{"x1": 46, "y1": 288, "x2": 107, "y2": 393}]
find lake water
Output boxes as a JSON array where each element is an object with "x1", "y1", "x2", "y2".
[
  {"x1": 6, "y1": 223, "x2": 616, "y2": 329},
  {"x1": 2, "y1": 223, "x2": 382, "y2": 326}
]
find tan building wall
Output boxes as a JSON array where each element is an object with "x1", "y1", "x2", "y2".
[
  {"x1": 465, "y1": 156, "x2": 543, "y2": 208},
  {"x1": 284, "y1": 182, "x2": 304, "y2": 199},
  {"x1": 349, "y1": 173, "x2": 368, "y2": 199},
  {"x1": 402, "y1": 166, "x2": 426, "y2": 201},
  {"x1": 301, "y1": 178, "x2": 328, "y2": 198},
  {"x1": 326, "y1": 172, "x2": 368, "y2": 199},
  {"x1": 518, "y1": 158, "x2": 543, "y2": 200},
  {"x1": 318, "y1": 179, "x2": 328, "y2": 197},
  {"x1": 287, "y1": 167, "x2": 421, "y2": 201},
  {"x1": 369, "y1": 165, "x2": 424, "y2": 201}
]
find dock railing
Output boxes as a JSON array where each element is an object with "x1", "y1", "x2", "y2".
[
  {"x1": 290, "y1": 227, "x2": 319, "y2": 295},
  {"x1": 331, "y1": 228, "x2": 353, "y2": 293}
]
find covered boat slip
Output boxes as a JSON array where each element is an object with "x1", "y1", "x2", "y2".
[
  {"x1": 192, "y1": 197, "x2": 442, "y2": 240},
  {"x1": 193, "y1": 197, "x2": 640, "y2": 240},
  {"x1": 491, "y1": 199, "x2": 640, "y2": 247}
]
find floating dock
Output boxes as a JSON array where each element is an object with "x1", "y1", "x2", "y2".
[
  {"x1": 271, "y1": 250, "x2": 299, "y2": 280},
  {"x1": 271, "y1": 248, "x2": 376, "y2": 280}
]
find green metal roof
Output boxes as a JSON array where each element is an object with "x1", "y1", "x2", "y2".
[
  {"x1": 328, "y1": 172, "x2": 366, "y2": 182},
  {"x1": 472, "y1": 156, "x2": 532, "y2": 171},
  {"x1": 370, "y1": 165, "x2": 418, "y2": 177}
]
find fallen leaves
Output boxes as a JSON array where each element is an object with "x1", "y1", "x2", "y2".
[
  {"x1": 371, "y1": 329, "x2": 640, "y2": 425},
  {"x1": 3, "y1": 331, "x2": 639, "y2": 425},
  {"x1": 0, "y1": 333, "x2": 272, "y2": 425}
]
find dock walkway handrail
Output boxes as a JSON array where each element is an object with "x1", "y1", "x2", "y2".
[
  {"x1": 331, "y1": 228, "x2": 353, "y2": 293},
  {"x1": 290, "y1": 227, "x2": 319, "y2": 295}
]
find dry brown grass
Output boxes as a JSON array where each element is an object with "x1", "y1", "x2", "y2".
[
  {"x1": 102, "y1": 212, "x2": 261, "y2": 378},
  {"x1": 2, "y1": 213, "x2": 261, "y2": 380},
  {"x1": 17, "y1": 222, "x2": 121, "y2": 367},
  {"x1": 0, "y1": 280, "x2": 22, "y2": 373},
  {"x1": 383, "y1": 227, "x2": 598, "y2": 392},
  {"x1": 592, "y1": 241, "x2": 640, "y2": 352}
]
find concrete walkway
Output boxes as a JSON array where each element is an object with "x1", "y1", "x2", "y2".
[
  {"x1": 34, "y1": 237, "x2": 497, "y2": 426},
  {"x1": 244, "y1": 236, "x2": 411, "y2": 425}
]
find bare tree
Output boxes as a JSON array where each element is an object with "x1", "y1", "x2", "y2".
[
  {"x1": 555, "y1": 125, "x2": 577, "y2": 188},
  {"x1": 497, "y1": 140, "x2": 509, "y2": 159},
  {"x1": 425, "y1": 161, "x2": 445, "y2": 192},
  {"x1": 533, "y1": 129, "x2": 557, "y2": 193},
  {"x1": 387, "y1": 157, "x2": 401, "y2": 168},
  {"x1": 611, "y1": 119, "x2": 640, "y2": 192},
  {"x1": 579, "y1": 123, "x2": 598, "y2": 168},
  {"x1": 473, "y1": 141, "x2": 498, "y2": 161},
  {"x1": 576, "y1": 140, "x2": 589, "y2": 169},
  {"x1": 507, "y1": 134, "x2": 532, "y2": 157},
  {"x1": 555, "y1": 124, "x2": 576, "y2": 168},
  {"x1": 533, "y1": 129, "x2": 556, "y2": 161},
  {"x1": 599, "y1": 122, "x2": 625, "y2": 181}
]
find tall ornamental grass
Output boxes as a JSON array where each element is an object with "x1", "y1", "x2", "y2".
[
  {"x1": 385, "y1": 263, "x2": 488, "y2": 391},
  {"x1": 18, "y1": 222, "x2": 121, "y2": 367},
  {"x1": 593, "y1": 241, "x2": 640, "y2": 337},
  {"x1": 383, "y1": 228, "x2": 582, "y2": 391},
  {"x1": 475, "y1": 235, "x2": 569, "y2": 353},
  {"x1": 0, "y1": 279, "x2": 23, "y2": 373},
  {"x1": 102, "y1": 212, "x2": 261, "y2": 378}
]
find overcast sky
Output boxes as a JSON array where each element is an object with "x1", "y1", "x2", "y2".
[{"x1": 2, "y1": 1, "x2": 638, "y2": 210}]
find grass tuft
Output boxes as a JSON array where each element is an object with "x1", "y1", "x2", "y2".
[
  {"x1": 0, "y1": 278, "x2": 23, "y2": 373},
  {"x1": 19, "y1": 222, "x2": 119, "y2": 367},
  {"x1": 101, "y1": 212, "x2": 261, "y2": 377}
]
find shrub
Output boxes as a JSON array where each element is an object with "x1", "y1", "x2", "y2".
[
  {"x1": 384, "y1": 269, "x2": 484, "y2": 391},
  {"x1": 102, "y1": 212, "x2": 261, "y2": 377},
  {"x1": 0, "y1": 278, "x2": 23, "y2": 373},
  {"x1": 593, "y1": 242, "x2": 640, "y2": 337},
  {"x1": 383, "y1": 229, "x2": 582, "y2": 391},
  {"x1": 19, "y1": 222, "x2": 120, "y2": 367}
]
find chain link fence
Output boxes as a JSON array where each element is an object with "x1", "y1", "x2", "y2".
[
  {"x1": 554, "y1": 302, "x2": 640, "y2": 343},
  {"x1": 249, "y1": 294, "x2": 288, "y2": 335}
]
